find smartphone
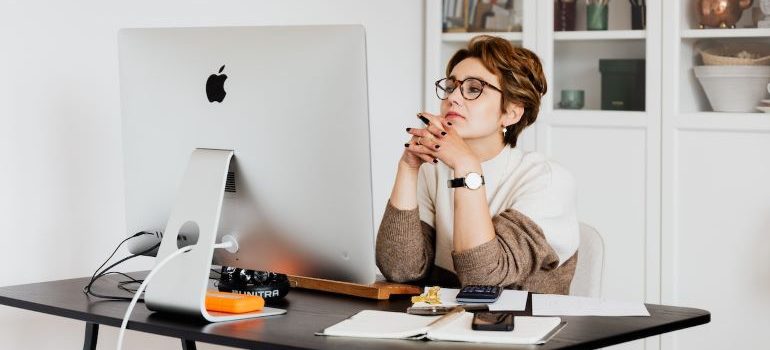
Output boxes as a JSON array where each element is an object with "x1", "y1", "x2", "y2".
[{"x1": 471, "y1": 311, "x2": 515, "y2": 331}]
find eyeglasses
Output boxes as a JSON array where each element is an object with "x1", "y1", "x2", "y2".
[{"x1": 435, "y1": 77, "x2": 503, "y2": 101}]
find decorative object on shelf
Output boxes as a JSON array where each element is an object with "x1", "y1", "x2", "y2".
[
  {"x1": 444, "y1": 0, "x2": 521, "y2": 33},
  {"x1": 559, "y1": 90, "x2": 585, "y2": 109},
  {"x1": 599, "y1": 59, "x2": 645, "y2": 111},
  {"x1": 555, "y1": 0, "x2": 577, "y2": 31},
  {"x1": 759, "y1": 0, "x2": 770, "y2": 28},
  {"x1": 629, "y1": 0, "x2": 646, "y2": 29},
  {"x1": 696, "y1": 0, "x2": 754, "y2": 29},
  {"x1": 470, "y1": 0, "x2": 491, "y2": 31},
  {"x1": 698, "y1": 41, "x2": 770, "y2": 65},
  {"x1": 587, "y1": 0, "x2": 610, "y2": 30},
  {"x1": 482, "y1": 0, "x2": 521, "y2": 32},
  {"x1": 694, "y1": 65, "x2": 770, "y2": 112}
]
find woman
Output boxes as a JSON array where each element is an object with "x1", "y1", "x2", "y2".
[{"x1": 375, "y1": 35, "x2": 579, "y2": 294}]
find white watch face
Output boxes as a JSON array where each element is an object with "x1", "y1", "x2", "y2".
[{"x1": 465, "y1": 172, "x2": 483, "y2": 190}]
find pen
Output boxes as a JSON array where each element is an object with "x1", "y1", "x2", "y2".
[
  {"x1": 425, "y1": 306, "x2": 466, "y2": 328},
  {"x1": 407, "y1": 304, "x2": 489, "y2": 315}
]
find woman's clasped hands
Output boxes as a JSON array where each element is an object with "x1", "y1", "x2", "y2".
[{"x1": 401, "y1": 112, "x2": 477, "y2": 171}]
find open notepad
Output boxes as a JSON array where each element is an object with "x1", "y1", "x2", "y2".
[{"x1": 318, "y1": 310, "x2": 564, "y2": 345}]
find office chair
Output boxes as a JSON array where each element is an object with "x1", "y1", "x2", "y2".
[{"x1": 569, "y1": 223, "x2": 605, "y2": 297}]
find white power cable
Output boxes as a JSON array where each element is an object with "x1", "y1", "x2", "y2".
[{"x1": 116, "y1": 239, "x2": 237, "y2": 350}]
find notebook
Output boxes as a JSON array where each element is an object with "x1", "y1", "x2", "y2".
[{"x1": 318, "y1": 310, "x2": 565, "y2": 345}]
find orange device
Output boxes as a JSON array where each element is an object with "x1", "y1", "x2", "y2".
[{"x1": 205, "y1": 291, "x2": 265, "y2": 314}]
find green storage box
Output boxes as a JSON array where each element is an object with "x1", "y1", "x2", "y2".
[{"x1": 599, "y1": 59, "x2": 645, "y2": 111}]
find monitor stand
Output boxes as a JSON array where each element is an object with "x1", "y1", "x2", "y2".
[{"x1": 144, "y1": 148, "x2": 286, "y2": 322}]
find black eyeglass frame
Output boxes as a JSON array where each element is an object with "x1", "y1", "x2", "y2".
[{"x1": 434, "y1": 77, "x2": 503, "y2": 101}]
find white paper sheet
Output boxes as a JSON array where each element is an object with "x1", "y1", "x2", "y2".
[
  {"x1": 488, "y1": 289, "x2": 529, "y2": 311},
  {"x1": 412, "y1": 287, "x2": 528, "y2": 311},
  {"x1": 532, "y1": 294, "x2": 650, "y2": 316}
]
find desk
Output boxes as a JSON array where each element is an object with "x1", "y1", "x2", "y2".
[{"x1": 0, "y1": 272, "x2": 709, "y2": 349}]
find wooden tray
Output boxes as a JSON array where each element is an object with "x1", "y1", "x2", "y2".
[{"x1": 286, "y1": 275, "x2": 422, "y2": 300}]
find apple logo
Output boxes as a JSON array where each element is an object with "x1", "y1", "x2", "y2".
[{"x1": 206, "y1": 65, "x2": 227, "y2": 103}]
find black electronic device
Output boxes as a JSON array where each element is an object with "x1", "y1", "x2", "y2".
[
  {"x1": 216, "y1": 267, "x2": 290, "y2": 303},
  {"x1": 455, "y1": 285, "x2": 502, "y2": 303},
  {"x1": 471, "y1": 311, "x2": 515, "y2": 331}
]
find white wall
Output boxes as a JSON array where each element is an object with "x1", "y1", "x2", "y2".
[{"x1": 0, "y1": 0, "x2": 424, "y2": 348}]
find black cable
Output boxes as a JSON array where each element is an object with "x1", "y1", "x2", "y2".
[
  {"x1": 82, "y1": 233, "x2": 160, "y2": 301},
  {"x1": 87, "y1": 232, "x2": 148, "y2": 287},
  {"x1": 83, "y1": 250, "x2": 158, "y2": 300},
  {"x1": 85, "y1": 272, "x2": 143, "y2": 300},
  {"x1": 118, "y1": 279, "x2": 141, "y2": 293},
  {"x1": 83, "y1": 242, "x2": 160, "y2": 301},
  {"x1": 92, "y1": 242, "x2": 159, "y2": 282},
  {"x1": 83, "y1": 233, "x2": 225, "y2": 301},
  {"x1": 98, "y1": 271, "x2": 141, "y2": 283}
]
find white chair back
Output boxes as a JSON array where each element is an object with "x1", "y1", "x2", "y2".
[{"x1": 569, "y1": 223, "x2": 605, "y2": 297}]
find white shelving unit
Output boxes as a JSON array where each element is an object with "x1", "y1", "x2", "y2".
[
  {"x1": 426, "y1": 1, "x2": 770, "y2": 348},
  {"x1": 661, "y1": 2, "x2": 770, "y2": 350},
  {"x1": 680, "y1": 27, "x2": 770, "y2": 39},
  {"x1": 539, "y1": 4, "x2": 662, "y2": 350},
  {"x1": 550, "y1": 110, "x2": 648, "y2": 128}
]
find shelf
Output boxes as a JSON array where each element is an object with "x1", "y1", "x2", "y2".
[
  {"x1": 554, "y1": 30, "x2": 646, "y2": 41},
  {"x1": 680, "y1": 28, "x2": 770, "y2": 39},
  {"x1": 549, "y1": 110, "x2": 647, "y2": 129},
  {"x1": 441, "y1": 32, "x2": 523, "y2": 43},
  {"x1": 675, "y1": 112, "x2": 770, "y2": 132}
]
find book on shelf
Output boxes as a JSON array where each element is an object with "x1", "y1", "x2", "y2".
[{"x1": 442, "y1": 0, "x2": 521, "y2": 33}]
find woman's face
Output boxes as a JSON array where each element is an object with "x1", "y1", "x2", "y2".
[{"x1": 440, "y1": 57, "x2": 519, "y2": 141}]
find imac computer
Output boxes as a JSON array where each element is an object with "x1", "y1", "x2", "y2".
[{"x1": 118, "y1": 25, "x2": 375, "y2": 321}]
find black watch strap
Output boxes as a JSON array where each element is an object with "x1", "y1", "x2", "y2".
[
  {"x1": 448, "y1": 175, "x2": 485, "y2": 188},
  {"x1": 448, "y1": 178, "x2": 466, "y2": 188}
]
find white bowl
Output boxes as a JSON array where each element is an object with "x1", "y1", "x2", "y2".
[{"x1": 694, "y1": 65, "x2": 770, "y2": 113}]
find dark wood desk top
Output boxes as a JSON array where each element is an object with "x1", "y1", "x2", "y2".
[{"x1": 0, "y1": 272, "x2": 709, "y2": 350}]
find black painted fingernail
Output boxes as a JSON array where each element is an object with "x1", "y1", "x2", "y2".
[
  {"x1": 433, "y1": 158, "x2": 438, "y2": 163},
  {"x1": 404, "y1": 143, "x2": 409, "y2": 147},
  {"x1": 406, "y1": 127, "x2": 412, "y2": 132},
  {"x1": 441, "y1": 131, "x2": 447, "y2": 136},
  {"x1": 419, "y1": 116, "x2": 430, "y2": 125},
  {"x1": 447, "y1": 122, "x2": 453, "y2": 126}
]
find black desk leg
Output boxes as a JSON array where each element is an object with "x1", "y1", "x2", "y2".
[
  {"x1": 181, "y1": 338, "x2": 197, "y2": 350},
  {"x1": 83, "y1": 322, "x2": 99, "y2": 350}
]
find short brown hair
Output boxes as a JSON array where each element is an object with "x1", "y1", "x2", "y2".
[{"x1": 446, "y1": 35, "x2": 547, "y2": 147}]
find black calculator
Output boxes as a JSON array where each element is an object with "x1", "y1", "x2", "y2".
[{"x1": 455, "y1": 285, "x2": 502, "y2": 303}]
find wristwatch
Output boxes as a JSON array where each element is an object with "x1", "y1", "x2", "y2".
[{"x1": 447, "y1": 172, "x2": 485, "y2": 190}]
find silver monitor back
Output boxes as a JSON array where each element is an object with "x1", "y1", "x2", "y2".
[{"x1": 118, "y1": 25, "x2": 375, "y2": 284}]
